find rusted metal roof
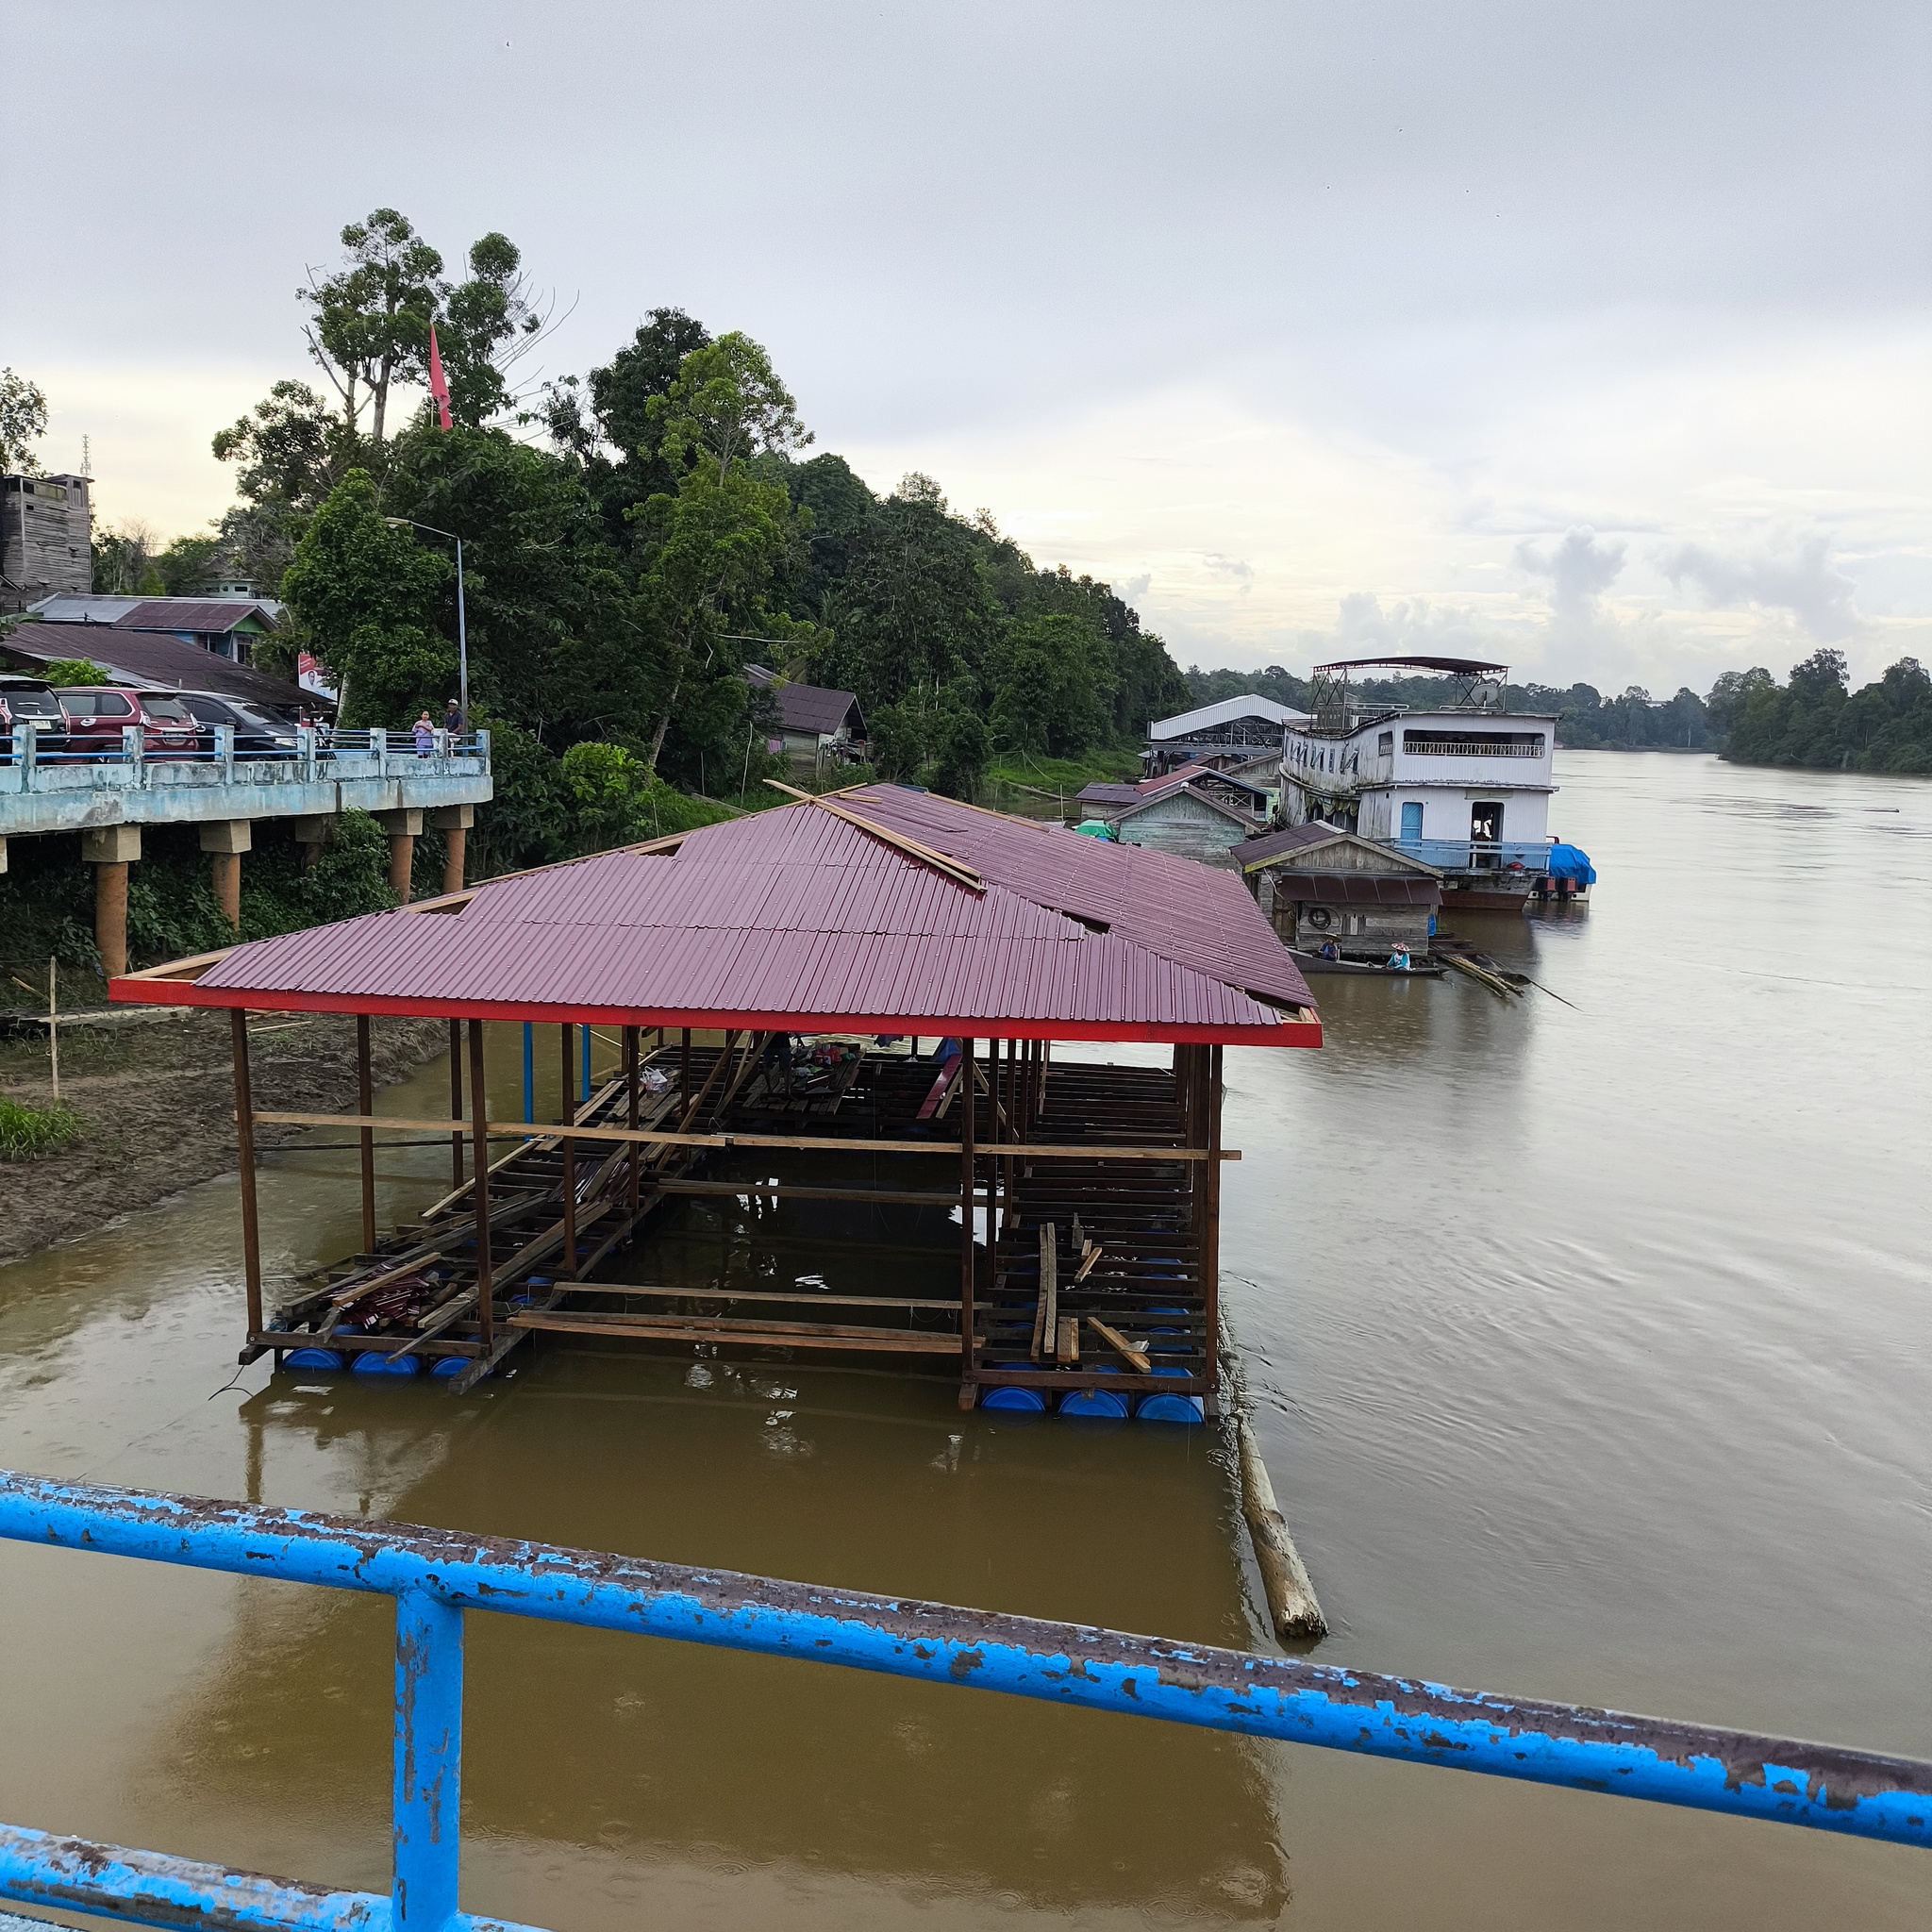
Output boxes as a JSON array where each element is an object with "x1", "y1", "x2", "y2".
[
  {"x1": 137, "y1": 799, "x2": 1319, "y2": 1044},
  {"x1": 1276, "y1": 874, "x2": 1441, "y2": 907},
  {"x1": 0, "y1": 623, "x2": 316, "y2": 713},
  {"x1": 825, "y1": 787, "x2": 1313, "y2": 1009},
  {"x1": 112, "y1": 599, "x2": 277, "y2": 633},
  {"x1": 744, "y1": 665, "x2": 864, "y2": 738}
]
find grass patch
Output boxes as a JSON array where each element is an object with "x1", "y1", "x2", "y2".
[
  {"x1": 0, "y1": 1095, "x2": 84, "y2": 1161},
  {"x1": 987, "y1": 747, "x2": 1141, "y2": 794}
]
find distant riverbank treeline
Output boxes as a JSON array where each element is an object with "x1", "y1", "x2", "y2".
[
  {"x1": 80, "y1": 208, "x2": 1187, "y2": 876},
  {"x1": 1182, "y1": 665, "x2": 1723, "y2": 750},
  {"x1": 1184, "y1": 651, "x2": 1932, "y2": 774}
]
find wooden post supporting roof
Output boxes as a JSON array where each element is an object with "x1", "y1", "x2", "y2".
[
  {"x1": 958, "y1": 1037, "x2": 976, "y2": 1407},
  {"x1": 356, "y1": 1015, "x2": 376, "y2": 1255},
  {"x1": 469, "y1": 1020, "x2": 493, "y2": 1351},
  {"x1": 559, "y1": 1024, "x2": 576, "y2": 1279},
  {"x1": 229, "y1": 1010, "x2": 263, "y2": 1341},
  {"x1": 447, "y1": 1019, "x2": 465, "y2": 1191},
  {"x1": 1205, "y1": 1043, "x2": 1223, "y2": 1397},
  {"x1": 624, "y1": 1025, "x2": 641, "y2": 1216}
]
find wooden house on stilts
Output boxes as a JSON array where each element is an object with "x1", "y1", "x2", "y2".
[{"x1": 109, "y1": 786, "x2": 1321, "y2": 1418}]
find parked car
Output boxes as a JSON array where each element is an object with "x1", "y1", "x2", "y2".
[
  {"x1": 0, "y1": 677, "x2": 69, "y2": 759},
  {"x1": 175, "y1": 691, "x2": 302, "y2": 757},
  {"x1": 54, "y1": 686, "x2": 203, "y2": 760}
]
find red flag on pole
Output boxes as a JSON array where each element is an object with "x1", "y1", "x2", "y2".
[{"x1": 427, "y1": 325, "x2": 453, "y2": 430}]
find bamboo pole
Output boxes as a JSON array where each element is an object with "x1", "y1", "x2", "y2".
[
  {"x1": 469, "y1": 1020, "x2": 493, "y2": 1350},
  {"x1": 447, "y1": 1018, "x2": 465, "y2": 1190},
  {"x1": 355, "y1": 1015, "x2": 376, "y2": 1254},
  {"x1": 230, "y1": 1009, "x2": 262, "y2": 1337}
]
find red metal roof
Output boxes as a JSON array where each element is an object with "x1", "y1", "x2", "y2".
[
  {"x1": 116, "y1": 796, "x2": 1320, "y2": 1045},
  {"x1": 821, "y1": 787, "x2": 1313, "y2": 1009}
]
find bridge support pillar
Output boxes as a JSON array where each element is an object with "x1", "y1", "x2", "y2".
[
  {"x1": 200, "y1": 820, "x2": 253, "y2": 930},
  {"x1": 81, "y1": 825, "x2": 142, "y2": 979},
  {"x1": 430, "y1": 805, "x2": 474, "y2": 895},
  {"x1": 375, "y1": 808, "x2": 424, "y2": 905},
  {"x1": 289, "y1": 813, "x2": 332, "y2": 872}
]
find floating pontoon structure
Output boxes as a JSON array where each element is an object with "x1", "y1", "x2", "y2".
[{"x1": 110, "y1": 784, "x2": 1320, "y2": 1410}]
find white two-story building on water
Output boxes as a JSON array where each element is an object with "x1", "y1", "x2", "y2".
[{"x1": 1278, "y1": 655, "x2": 1558, "y2": 912}]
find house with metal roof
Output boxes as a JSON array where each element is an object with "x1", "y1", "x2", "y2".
[
  {"x1": 29, "y1": 592, "x2": 283, "y2": 663},
  {"x1": 112, "y1": 783, "x2": 1319, "y2": 1411},
  {"x1": 1075, "y1": 764, "x2": 1273, "y2": 863},
  {"x1": 1144, "y1": 693, "x2": 1309, "y2": 777},
  {"x1": 745, "y1": 665, "x2": 866, "y2": 773},
  {"x1": 1235, "y1": 822, "x2": 1442, "y2": 960}
]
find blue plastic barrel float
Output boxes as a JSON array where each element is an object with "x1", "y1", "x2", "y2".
[
  {"x1": 352, "y1": 1350, "x2": 422, "y2": 1378},
  {"x1": 284, "y1": 1347, "x2": 344, "y2": 1372},
  {"x1": 429, "y1": 1355, "x2": 474, "y2": 1379},
  {"x1": 1058, "y1": 1390, "x2": 1130, "y2": 1420},
  {"x1": 1136, "y1": 1366, "x2": 1205, "y2": 1424},
  {"x1": 980, "y1": 1386, "x2": 1046, "y2": 1412}
]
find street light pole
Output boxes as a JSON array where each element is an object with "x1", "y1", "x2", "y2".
[{"x1": 386, "y1": 518, "x2": 469, "y2": 730}]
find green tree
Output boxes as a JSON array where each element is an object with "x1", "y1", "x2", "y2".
[
  {"x1": 434, "y1": 231, "x2": 544, "y2": 427},
  {"x1": 988, "y1": 612, "x2": 1117, "y2": 757},
  {"x1": 300, "y1": 208, "x2": 443, "y2": 444},
  {"x1": 282, "y1": 469, "x2": 453, "y2": 725},
  {"x1": 42, "y1": 658, "x2": 108, "y2": 686},
  {"x1": 0, "y1": 368, "x2": 48, "y2": 473},
  {"x1": 646, "y1": 332, "x2": 811, "y2": 485}
]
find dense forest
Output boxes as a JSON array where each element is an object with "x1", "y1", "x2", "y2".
[
  {"x1": 1710, "y1": 651, "x2": 1932, "y2": 774},
  {"x1": 92, "y1": 208, "x2": 1186, "y2": 876}
]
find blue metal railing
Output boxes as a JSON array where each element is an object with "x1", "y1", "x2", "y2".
[
  {"x1": 0, "y1": 1474, "x2": 1924, "y2": 1932},
  {"x1": 1391, "y1": 838, "x2": 1550, "y2": 873}
]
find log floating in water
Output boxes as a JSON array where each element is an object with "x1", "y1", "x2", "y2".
[{"x1": 1217, "y1": 1311, "x2": 1326, "y2": 1642}]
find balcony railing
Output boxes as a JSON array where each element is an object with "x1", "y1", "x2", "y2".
[
  {"x1": 1401, "y1": 737, "x2": 1547, "y2": 758},
  {"x1": 0, "y1": 1472, "x2": 1923, "y2": 1932},
  {"x1": 1392, "y1": 838, "x2": 1550, "y2": 872}
]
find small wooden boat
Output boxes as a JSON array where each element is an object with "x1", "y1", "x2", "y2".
[{"x1": 1287, "y1": 948, "x2": 1445, "y2": 978}]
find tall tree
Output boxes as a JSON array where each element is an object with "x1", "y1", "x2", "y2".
[
  {"x1": 300, "y1": 208, "x2": 443, "y2": 444},
  {"x1": 0, "y1": 368, "x2": 48, "y2": 473},
  {"x1": 646, "y1": 332, "x2": 811, "y2": 485}
]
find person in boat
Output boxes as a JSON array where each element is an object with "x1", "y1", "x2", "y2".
[
  {"x1": 1315, "y1": 937, "x2": 1341, "y2": 962},
  {"x1": 1387, "y1": 941, "x2": 1412, "y2": 971}
]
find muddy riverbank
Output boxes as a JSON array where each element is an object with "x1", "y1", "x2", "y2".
[{"x1": 0, "y1": 1010, "x2": 446, "y2": 1261}]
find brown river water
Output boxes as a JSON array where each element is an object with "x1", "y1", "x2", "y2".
[{"x1": 0, "y1": 751, "x2": 1925, "y2": 1929}]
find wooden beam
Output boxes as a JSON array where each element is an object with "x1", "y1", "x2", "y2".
[
  {"x1": 1032, "y1": 1223, "x2": 1057, "y2": 1360},
  {"x1": 447, "y1": 1018, "x2": 465, "y2": 1191},
  {"x1": 229, "y1": 1009, "x2": 262, "y2": 1338},
  {"x1": 764, "y1": 779, "x2": 986, "y2": 893},
  {"x1": 355, "y1": 1014, "x2": 377, "y2": 1254},
  {"x1": 551, "y1": 1282, "x2": 961, "y2": 1311},
  {"x1": 1088, "y1": 1318, "x2": 1151, "y2": 1373},
  {"x1": 469, "y1": 1020, "x2": 493, "y2": 1350},
  {"x1": 959, "y1": 1036, "x2": 976, "y2": 1371},
  {"x1": 248, "y1": 1111, "x2": 1230, "y2": 1161},
  {"x1": 508, "y1": 1310, "x2": 961, "y2": 1352}
]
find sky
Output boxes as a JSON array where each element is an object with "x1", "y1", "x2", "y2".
[{"x1": 5, "y1": 0, "x2": 1927, "y2": 695}]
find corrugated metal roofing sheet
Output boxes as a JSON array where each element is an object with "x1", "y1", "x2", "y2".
[
  {"x1": 159, "y1": 789, "x2": 1318, "y2": 1043},
  {"x1": 823, "y1": 788, "x2": 1313, "y2": 1009},
  {"x1": 1279, "y1": 874, "x2": 1442, "y2": 907}
]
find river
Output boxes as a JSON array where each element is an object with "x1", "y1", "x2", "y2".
[{"x1": 0, "y1": 751, "x2": 1925, "y2": 1929}]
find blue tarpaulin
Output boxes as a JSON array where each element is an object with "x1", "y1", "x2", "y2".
[{"x1": 1546, "y1": 842, "x2": 1597, "y2": 883}]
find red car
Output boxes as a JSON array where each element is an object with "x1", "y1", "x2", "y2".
[{"x1": 55, "y1": 686, "x2": 203, "y2": 760}]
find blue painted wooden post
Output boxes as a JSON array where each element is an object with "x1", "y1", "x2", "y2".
[
  {"x1": 521, "y1": 1023, "x2": 534, "y2": 1124},
  {"x1": 580, "y1": 1025, "x2": 591, "y2": 1105},
  {"x1": 391, "y1": 1588, "x2": 463, "y2": 1932}
]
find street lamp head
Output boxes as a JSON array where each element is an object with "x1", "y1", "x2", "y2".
[{"x1": 383, "y1": 517, "x2": 409, "y2": 528}]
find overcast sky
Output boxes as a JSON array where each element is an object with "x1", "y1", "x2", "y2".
[{"x1": 6, "y1": 0, "x2": 1927, "y2": 691}]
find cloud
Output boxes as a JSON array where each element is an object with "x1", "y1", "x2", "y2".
[
  {"x1": 1202, "y1": 554, "x2": 1254, "y2": 585},
  {"x1": 1658, "y1": 533, "x2": 1858, "y2": 640},
  {"x1": 1512, "y1": 525, "x2": 1627, "y2": 615},
  {"x1": 1120, "y1": 572, "x2": 1152, "y2": 606},
  {"x1": 1312, "y1": 591, "x2": 1517, "y2": 661}
]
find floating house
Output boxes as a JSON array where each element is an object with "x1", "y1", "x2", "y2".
[
  {"x1": 1074, "y1": 764, "x2": 1273, "y2": 863},
  {"x1": 110, "y1": 784, "x2": 1320, "y2": 1417},
  {"x1": 1144, "y1": 694, "x2": 1308, "y2": 779},
  {"x1": 1279, "y1": 656, "x2": 1557, "y2": 912},
  {"x1": 1236, "y1": 823, "x2": 1442, "y2": 958}
]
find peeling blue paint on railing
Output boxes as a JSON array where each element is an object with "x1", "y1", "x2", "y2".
[{"x1": 0, "y1": 1474, "x2": 1924, "y2": 1932}]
